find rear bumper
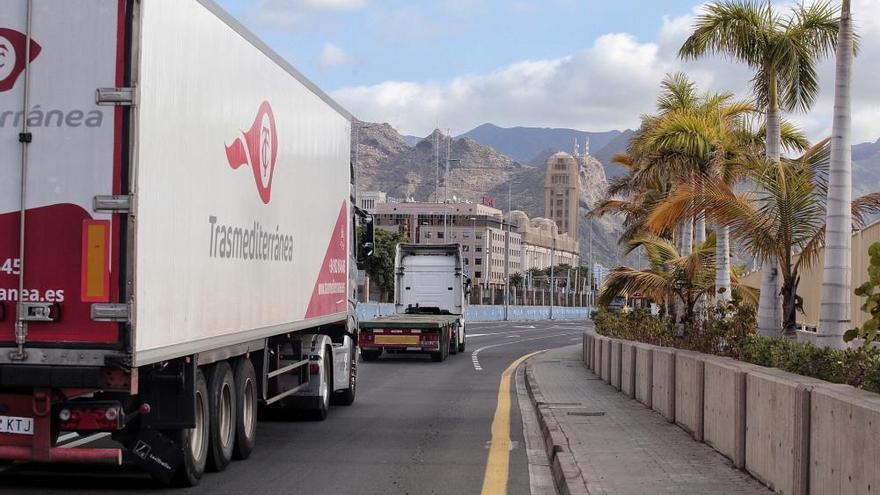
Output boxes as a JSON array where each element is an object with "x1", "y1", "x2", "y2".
[
  {"x1": 0, "y1": 445, "x2": 122, "y2": 465},
  {"x1": 0, "y1": 390, "x2": 124, "y2": 466},
  {"x1": 359, "y1": 344, "x2": 440, "y2": 352}
]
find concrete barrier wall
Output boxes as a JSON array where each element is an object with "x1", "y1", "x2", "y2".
[
  {"x1": 651, "y1": 347, "x2": 676, "y2": 422},
  {"x1": 610, "y1": 341, "x2": 622, "y2": 390},
  {"x1": 620, "y1": 341, "x2": 637, "y2": 398},
  {"x1": 809, "y1": 385, "x2": 880, "y2": 495},
  {"x1": 580, "y1": 330, "x2": 880, "y2": 495},
  {"x1": 356, "y1": 303, "x2": 592, "y2": 322},
  {"x1": 635, "y1": 344, "x2": 653, "y2": 408},
  {"x1": 601, "y1": 339, "x2": 612, "y2": 383},
  {"x1": 745, "y1": 368, "x2": 826, "y2": 495},
  {"x1": 674, "y1": 351, "x2": 704, "y2": 441},
  {"x1": 703, "y1": 357, "x2": 755, "y2": 468},
  {"x1": 582, "y1": 332, "x2": 590, "y2": 368}
]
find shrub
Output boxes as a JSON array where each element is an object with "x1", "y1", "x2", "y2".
[{"x1": 594, "y1": 306, "x2": 880, "y2": 394}]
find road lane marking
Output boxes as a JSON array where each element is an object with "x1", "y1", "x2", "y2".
[
  {"x1": 481, "y1": 350, "x2": 545, "y2": 495},
  {"x1": 470, "y1": 331, "x2": 581, "y2": 371}
]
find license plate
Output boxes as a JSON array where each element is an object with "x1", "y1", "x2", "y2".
[
  {"x1": 374, "y1": 335, "x2": 420, "y2": 345},
  {"x1": 0, "y1": 415, "x2": 34, "y2": 436}
]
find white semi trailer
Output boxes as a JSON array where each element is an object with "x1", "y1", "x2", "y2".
[{"x1": 0, "y1": 0, "x2": 373, "y2": 486}]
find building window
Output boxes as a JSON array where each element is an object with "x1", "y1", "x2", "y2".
[
  {"x1": 462, "y1": 245, "x2": 470, "y2": 252},
  {"x1": 463, "y1": 231, "x2": 470, "y2": 238},
  {"x1": 476, "y1": 247, "x2": 482, "y2": 253},
  {"x1": 475, "y1": 271, "x2": 482, "y2": 279},
  {"x1": 437, "y1": 231, "x2": 444, "y2": 239},
  {"x1": 476, "y1": 232, "x2": 483, "y2": 239},
  {"x1": 424, "y1": 232, "x2": 432, "y2": 239},
  {"x1": 475, "y1": 258, "x2": 482, "y2": 265},
  {"x1": 464, "y1": 259, "x2": 469, "y2": 265}
]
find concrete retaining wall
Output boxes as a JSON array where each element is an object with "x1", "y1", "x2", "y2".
[
  {"x1": 610, "y1": 341, "x2": 622, "y2": 390},
  {"x1": 620, "y1": 341, "x2": 636, "y2": 398},
  {"x1": 702, "y1": 357, "x2": 755, "y2": 468},
  {"x1": 674, "y1": 351, "x2": 704, "y2": 441},
  {"x1": 809, "y1": 385, "x2": 880, "y2": 495},
  {"x1": 634, "y1": 344, "x2": 653, "y2": 408},
  {"x1": 651, "y1": 347, "x2": 676, "y2": 422},
  {"x1": 601, "y1": 339, "x2": 612, "y2": 383},
  {"x1": 580, "y1": 329, "x2": 880, "y2": 495},
  {"x1": 745, "y1": 368, "x2": 825, "y2": 495}
]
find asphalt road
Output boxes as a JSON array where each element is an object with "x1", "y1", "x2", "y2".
[{"x1": 0, "y1": 320, "x2": 586, "y2": 494}]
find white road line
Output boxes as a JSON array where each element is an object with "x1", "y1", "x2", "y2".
[
  {"x1": 467, "y1": 325, "x2": 583, "y2": 339},
  {"x1": 60, "y1": 432, "x2": 110, "y2": 449},
  {"x1": 470, "y1": 331, "x2": 581, "y2": 371}
]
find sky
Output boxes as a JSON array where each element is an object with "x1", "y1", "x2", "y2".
[{"x1": 215, "y1": 0, "x2": 880, "y2": 143}]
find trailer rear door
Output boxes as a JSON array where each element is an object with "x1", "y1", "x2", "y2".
[{"x1": 0, "y1": 1, "x2": 127, "y2": 355}]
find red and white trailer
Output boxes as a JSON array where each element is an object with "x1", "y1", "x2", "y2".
[{"x1": 0, "y1": 0, "x2": 372, "y2": 486}]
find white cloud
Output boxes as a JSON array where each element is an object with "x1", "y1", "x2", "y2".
[
  {"x1": 333, "y1": 0, "x2": 880, "y2": 144},
  {"x1": 319, "y1": 42, "x2": 352, "y2": 67}
]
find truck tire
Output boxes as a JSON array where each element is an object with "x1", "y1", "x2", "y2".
[
  {"x1": 458, "y1": 328, "x2": 466, "y2": 353},
  {"x1": 331, "y1": 343, "x2": 357, "y2": 406},
  {"x1": 232, "y1": 357, "x2": 258, "y2": 460},
  {"x1": 362, "y1": 350, "x2": 381, "y2": 362},
  {"x1": 206, "y1": 362, "x2": 236, "y2": 472},
  {"x1": 431, "y1": 332, "x2": 448, "y2": 362},
  {"x1": 171, "y1": 367, "x2": 210, "y2": 487},
  {"x1": 312, "y1": 348, "x2": 332, "y2": 421},
  {"x1": 449, "y1": 329, "x2": 459, "y2": 355}
]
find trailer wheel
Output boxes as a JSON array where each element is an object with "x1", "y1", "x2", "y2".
[
  {"x1": 361, "y1": 350, "x2": 381, "y2": 362},
  {"x1": 232, "y1": 357, "x2": 258, "y2": 460},
  {"x1": 431, "y1": 331, "x2": 449, "y2": 362},
  {"x1": 206, "y1": 362, "x2": 236, "y2": 472},
  {"x1": 171, "y1": 368, "x2": 210, "y2": 487},
  {"x1": 313, "y1": 348, "x2": 332, "y2": 420},
  {"x1": 458, "y1": 328, "x2": 466, "y2": 353},
  {"x1": 332, "y1": 343, "x2": 357, "y2": 406}
]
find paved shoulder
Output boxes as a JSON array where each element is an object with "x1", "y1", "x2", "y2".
[{"x1": 526, "y1": 345, "x2": 770, "y2": 495}]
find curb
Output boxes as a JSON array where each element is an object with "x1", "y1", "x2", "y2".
[{"x1": 524, "y1": 362, "x2": 590, "y2": 495}]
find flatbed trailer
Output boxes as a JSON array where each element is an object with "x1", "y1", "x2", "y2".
[{"x1": 359, "y1": 314, "x2": 462, "y2": 362}]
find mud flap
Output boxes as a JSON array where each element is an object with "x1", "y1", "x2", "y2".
[{"x1": 123, "y1": 429, "x2": 182, "y2": 484}]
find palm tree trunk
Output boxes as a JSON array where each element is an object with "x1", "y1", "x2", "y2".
[
  {"x1": 757, "y1": 75, "x2": 783, "y2": 337},
  {"x1": 715, "y1": 224, "x2": 732, "y2": 303},
  {"x1": 680, "y1": 217, "x2": 693, "y2": 256},
  {"x1": 818, "y1": 0, "x2": 854, "y2": 349}
]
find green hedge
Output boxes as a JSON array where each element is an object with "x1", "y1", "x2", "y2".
[
  {"x1": 735, "y1": 334, "x2": 880, "y2": 394},
  {"x1": 593, "y1": 309, "x2": 880, "y2": 394}
]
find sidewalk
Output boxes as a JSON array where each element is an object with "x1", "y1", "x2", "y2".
[{"x1": 525, "y1": 345, "x2": 770, "y2": 495}]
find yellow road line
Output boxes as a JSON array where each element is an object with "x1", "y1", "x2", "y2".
[{"x1": 480, "y1": 350, "x2": 545, "y2": 495}]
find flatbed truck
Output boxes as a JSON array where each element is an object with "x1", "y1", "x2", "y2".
[{"x1": 359, "y1": 244, "x2": 467, "y2": 362}]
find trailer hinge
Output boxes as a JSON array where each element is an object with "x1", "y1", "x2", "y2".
[
  {"x1": 96, "y1": 87, "x2": 135, "y2": 106},
  {"x1": 91, "y1": 303, "x2": 131, "y2": 322},
  {"x1": 94, "y1": 195, "x2": 132, "y2": 213}
]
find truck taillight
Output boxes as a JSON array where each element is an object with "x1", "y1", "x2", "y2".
[
  {"x1": 58, "y1": 404, "x2": 123, "y2": 431},
  {"x1": 309, "y1": 363, "x2": 320, "y2": 374},
  {"x1": 359, "y1": 333, "x2": 373, "y2": 343},
  {"x1": 81, "y1": 220, "x2": 111, "y2": 302},
  {"x1": 420, "y1": 334, "x2": 439, "y2": 343}
]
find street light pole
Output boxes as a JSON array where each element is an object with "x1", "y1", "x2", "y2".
[
  {"x1": 549, "y1": 237, "x2": 556, "y2": 320},
  {"x1": 504, "y1": 182, "x2": 511, "y2": 321}
]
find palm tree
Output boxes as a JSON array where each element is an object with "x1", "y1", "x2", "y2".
[
  {"x1": 680, "y1": 0, "x2": 841, "y2": 336},
  {"x1": 817, "y1": 0, "x2": 855, "y2": 349},
  {"x1": 599, "y1": 235, "x2": 757, "y2": 324},
  {"x1": 649, "y1": 140, "x2": 880, "y2": 334}
]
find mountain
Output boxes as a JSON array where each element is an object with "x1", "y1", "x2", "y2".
[
  {"x1": 457, "y1": 123, "x2": 632, "y2": 178},
  {"x1": 854, "y1": 139, "x2": 880, "y2": 197},
  {"x1": 352, "y1": 122, "x2": 623, "y2": 267},
  {"x1": 402, "y1": 135, "x2": 422, "y2": 147}
]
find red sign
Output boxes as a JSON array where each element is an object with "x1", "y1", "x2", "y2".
[{"x1": 481, "y1": 196, "x2": 495, "y2": 207}]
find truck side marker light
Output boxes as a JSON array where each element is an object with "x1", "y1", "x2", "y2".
[{"x1": 81, "y1": 220, "x2": 111, "y2": 302}]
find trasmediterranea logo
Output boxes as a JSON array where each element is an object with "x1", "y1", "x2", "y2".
[
  {"x1": 0, "y1": 28, "x2": 41, "y2": 92},
  {"x1": 225, "y1": 101, "x2": 278, "y2": 204}
]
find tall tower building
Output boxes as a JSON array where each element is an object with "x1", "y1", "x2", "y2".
[{"x1": 544, "y1": 152, "x2": 581, "y2": 239}]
